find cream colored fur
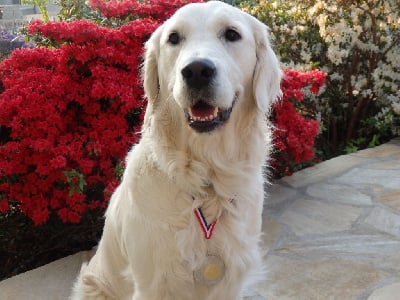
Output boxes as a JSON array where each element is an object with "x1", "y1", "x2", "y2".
[{"x1": 71, "y1": 1, "x2": 282, "y2": 299}]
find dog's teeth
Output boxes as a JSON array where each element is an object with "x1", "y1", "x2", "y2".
[
  {"x1": 213, "y1": 107, "x2": 218, "y2": 118},
  {"x1": 189, "y1": 106, "x2": 220, "y2": 122}
]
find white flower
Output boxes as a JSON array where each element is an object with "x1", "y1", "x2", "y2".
[
  {"x1": 361, "y1": 89, "x2": 373, "y2": 98},
  {"x1": 392, "y1": 103, "x2": 400, "y2": 115},
  {"x1": 260, "y1": 0, "x2": 400, "y2": 120},
  {"x1": 330, "y1": 72, "x2": 343, "y2": 81}
]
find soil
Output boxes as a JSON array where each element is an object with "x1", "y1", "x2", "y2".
[{"x1": 0, "y1": 209, "x2": 103, "y2": 281}]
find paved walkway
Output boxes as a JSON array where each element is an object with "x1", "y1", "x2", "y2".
[{"x1": 1, "y1": 138, "x2": 400, "y2": 299}]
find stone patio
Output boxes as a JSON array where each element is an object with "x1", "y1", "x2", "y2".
[{"x1": 1, "y1": 138, "x2": 400, "y2": 299}]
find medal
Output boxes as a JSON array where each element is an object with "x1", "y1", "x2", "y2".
[{"x1": 193, "y1": 255, "x2": 225, "y2": 285}]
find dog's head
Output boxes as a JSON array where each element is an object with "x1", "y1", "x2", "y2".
[{"x1": 143, "y1": 1, "x2": 282, "y2": 134}]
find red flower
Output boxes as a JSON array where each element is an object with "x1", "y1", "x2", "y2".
[
  {"x1": 50, "y1": 156, "x2": 67, "y2": 169},
  {"x1": 272, "y1": 69, "x2": 326, "y2": 177},
  {"x1": 0, "y1": 199, "x2": 9, "y2": 212}
]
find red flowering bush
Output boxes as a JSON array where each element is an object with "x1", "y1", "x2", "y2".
[
  {"x1": 0, "y1": 19, "x2": 159, "y2": 225},
  {"x1": 272, "y1": 69, "x2": 326, "y2": 177},
  {"x1": 90, "y1": 0, "x2": 198, "y2": 20},
  {"x1": 0, "y1": 0, "x2": 325, "y2": 226}
]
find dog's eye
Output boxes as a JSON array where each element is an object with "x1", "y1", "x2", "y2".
[
  {"x1": 168, "y1": 32, "x2": 181, "y2": 45},
  {"x1": 224, "y1": 29, "x2": 241, "y2": 42}
]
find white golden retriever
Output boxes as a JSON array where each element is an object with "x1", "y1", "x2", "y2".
[{"x1": 71, "y1": 1, "x2": 282, "y2": 299}]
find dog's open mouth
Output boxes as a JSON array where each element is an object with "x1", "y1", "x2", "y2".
[{"x1": 185, "y1": 101, "x2": 233, "y2": 133}]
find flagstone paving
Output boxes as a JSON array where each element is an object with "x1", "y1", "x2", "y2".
[
  {"x1": 253, "y1": 138, "x2": 400, "y2": 300},
  {"x1": 1, "y1": 138, "x2": 400, "y2": 299}
]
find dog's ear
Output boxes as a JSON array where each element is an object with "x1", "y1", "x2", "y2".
[
  {"x1": 252, "y1": 22, "x2": 283, "y2": 113},
  {"x1": 143, "y1": 25, "x2": 163, "y2": 104}
]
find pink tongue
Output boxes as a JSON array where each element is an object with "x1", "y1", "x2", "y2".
[{"x1": 190, "y1": 101, "x2": 215, "y2": 118}]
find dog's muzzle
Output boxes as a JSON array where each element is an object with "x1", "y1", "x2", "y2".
[
  {"x1": 185, "y1": 101, "x2": 235, "y2": 133},
  {"x1": 181, "y1": 59, "x2": 236, "y2": 133}
]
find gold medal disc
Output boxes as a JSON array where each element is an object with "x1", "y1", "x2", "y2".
[{"x1": 193, "y1": 255, "x2": 225, "y2": 285}]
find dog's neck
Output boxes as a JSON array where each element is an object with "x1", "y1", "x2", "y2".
[{"x1": 142, "y1": 97, "x2": 270, "y2": 198}]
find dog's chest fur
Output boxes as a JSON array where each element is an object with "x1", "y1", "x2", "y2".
[{"x1": 115, "y1": 138, "x2": 265, "y2": 298}]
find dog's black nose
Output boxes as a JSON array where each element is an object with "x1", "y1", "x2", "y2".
[{"x1": 181, "y1": 59, "x2": 216, "y2": 90}]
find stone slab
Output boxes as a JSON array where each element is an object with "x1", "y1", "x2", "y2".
[
  {"x1": 335, "y1": 168, "x2": 400, "y2": 190},
  {"x1": 306, "y1": 182, "x2": 372, "y2": 205},
  {"x1": 364, "y1": 207, "x2": 400, "y2": 238},
  {"x1": 261, "y1": 219, "x2": 281, "y2": 251},
  {"x1": 378, "y1": 190, "x2": 400, "y2": 211},
  {"x1": 366, "y1": 159, "x2": 400, "y2": 170},
  {"x1": 0, "y1": 251, "x2": 93, "y2": 300},
  {"x1": 279, "y1": 199, "x2": 362, "y2": 236},
  {"x1": 271, "y1": 233, "x2": 400, "y2": 270},
  {"x1": 265, "y1": 184, "x2": 297, "y2": 208},
  {"x1": 351, "y1": 142, "x2": 400, "y2": 159},
  {"x1": 281, "y1": 154, "x2": 367, "y2": 188},
  {"x1": 368, "y1": 282, "x2": 400, "y2": 300},
  {"x1": 256, "y1": 256, "x2": 386, "y2": 300},
  {"x1": 264, "y1": 184, "x2": 297, "y2": 215}
]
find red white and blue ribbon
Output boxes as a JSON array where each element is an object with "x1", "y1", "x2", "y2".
[{"x1": 194, "y1": 207, "x2": 217, "y2": 240}]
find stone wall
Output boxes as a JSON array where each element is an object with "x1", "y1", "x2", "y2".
[{"x1": 0, "y1": 0, "x2": 59, "y2": 31}]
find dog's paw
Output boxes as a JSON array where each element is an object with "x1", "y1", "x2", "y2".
[{"x1": 71, "y1": 267, "x2": 112, "y2": 300}]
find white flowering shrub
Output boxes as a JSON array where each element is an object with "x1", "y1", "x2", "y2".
[{"x1": 242, "y1": 0, "x2": 399, "y2": 155}]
